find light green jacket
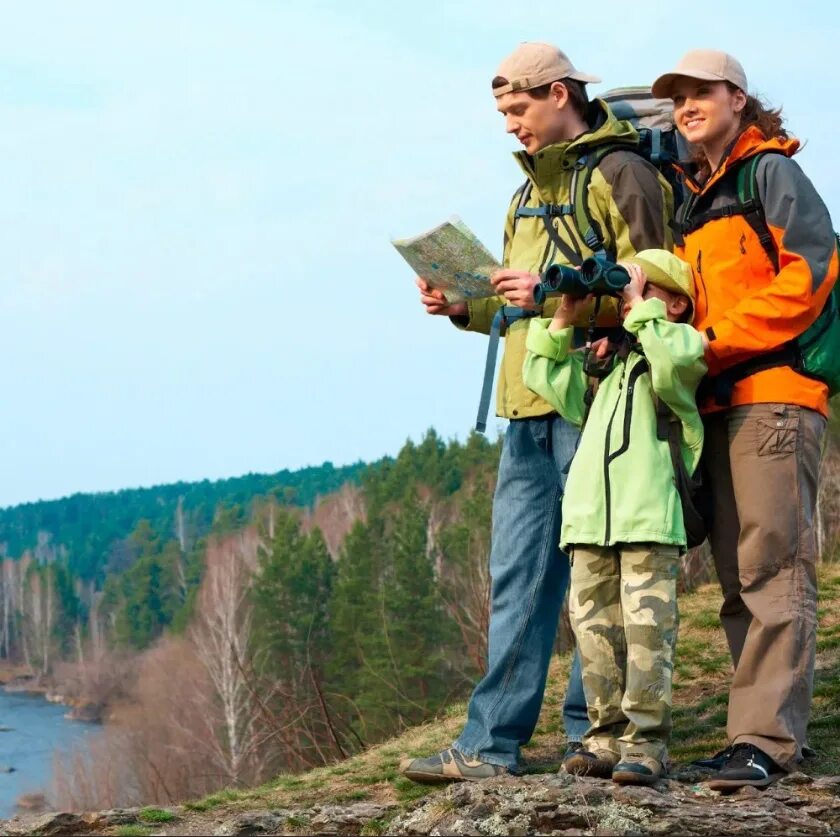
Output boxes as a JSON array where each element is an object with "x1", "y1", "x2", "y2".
[
  {"x1": 455, "y1": 100, "x2": 674, "y2": 418},
  {"x1": 523, "y1": 298, "x2": 706, "y2": 549}
]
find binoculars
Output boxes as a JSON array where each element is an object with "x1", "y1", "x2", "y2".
[{"x1": 533, "y1": 257, "x2": 630, "y2": 305}]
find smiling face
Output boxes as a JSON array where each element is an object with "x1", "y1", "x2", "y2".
[
  {"x1": 671, "y1": 77, "x2": 746, "y2": 151},
  {"x1": 495, "y1": 83, "x2": 573, "y2": 154}
]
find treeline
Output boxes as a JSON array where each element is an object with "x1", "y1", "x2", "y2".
[
  {"x1": 48, "y1": 429, "x2": 503, "y2": 809},
  {"x1": 0, "y1": 460, "x2": 370, "y2": 581}
]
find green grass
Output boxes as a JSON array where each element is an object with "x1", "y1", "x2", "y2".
[
  {"x1": 138, "y1": 808, "x2": 176, "y2": 824},
  {"x1": 361, "y1": 816, "x2": 398, "y2": 836},
  {"x1": 114, "y1": 827, "x2": 151, "y2": 837}
]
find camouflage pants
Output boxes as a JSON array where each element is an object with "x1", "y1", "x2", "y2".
[{"x1": 570, "y1": 544, "x2": 680, "y2": 761}]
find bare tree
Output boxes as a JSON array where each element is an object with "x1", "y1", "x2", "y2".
[{"x1": 189, "y1": 534, "x2": 266, "y2": 786}]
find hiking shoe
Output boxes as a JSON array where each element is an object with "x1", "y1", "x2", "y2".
[
  {"x1": 707, "y1": 743, "x2": 785, "y2": 792},
  {"x1": 691, "y1": 745, "x2": 734, "y2": 771},
  {"x1": 612, "y1": 753, "x2": 664, "y2": 786},
  {"x1": 562, "y1": 745, "x2": 619, "y2": 779},
  {"x1": 399, "y1": 748, "x2": 507, "y2": 784}
]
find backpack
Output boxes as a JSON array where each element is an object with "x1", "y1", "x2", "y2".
[{"x1": 676, "y1": 150, "x2": 840, "y2": 401}]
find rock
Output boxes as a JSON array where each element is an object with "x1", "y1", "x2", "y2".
[
  {"x1": 14, "y1": 793, "x2": 48, "y2": 812},
  {"x1": 214, "y1": 811, "x2": 286, "y2": 835},
  {"x1": 64, "y1": 703, "x2": 104, "y2": 723},
  {"x1": 310, "y1": 803, "x2": 397, "y2": 834},
  {"x1": 813, "y1": 776, "x2": 840, "y2": 794},
  {"x1": 386, "y1": 772, "x2": 840, "y2": 836},
  {"x1": 1, "y1": 812, "x2": 89, "y2": 836},
  {"x1": 780, "y1": 771, "x2": 815, "y2": 786}
]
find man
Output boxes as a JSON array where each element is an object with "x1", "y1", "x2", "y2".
[{"x1": 401, "y1": 42, "x2": 673, "y2": 782}]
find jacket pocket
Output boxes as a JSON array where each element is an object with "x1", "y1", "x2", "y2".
[{"x1": 756, "y1": 406, "x2": 800, "y2": 457}]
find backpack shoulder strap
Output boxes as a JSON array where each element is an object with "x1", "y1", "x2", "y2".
[
  {"x1": 509, "y1": 180, "x2": 533, "y2": 237},
  {"x1": 675, "y1": 151, "x2": 781, "y2": 272},
  {"x1": 569, "y1": 144, "x2": 629, "y2": 261},
  {"x1": 736, "y1": 152, "x2": 780, "y2": 272}
]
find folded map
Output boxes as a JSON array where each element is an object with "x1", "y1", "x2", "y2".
[{"x1": 392, "y1": 215, "x2": 501, "y2": 304}]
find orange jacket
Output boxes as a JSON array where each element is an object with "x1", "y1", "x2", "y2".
[{"x1": 675, "y1": 126, "x2": 839, "y2": 416}]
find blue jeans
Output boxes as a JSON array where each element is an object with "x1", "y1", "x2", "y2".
[{"x1": 453, "y1": 415, "x2": 589, "y2": 772}]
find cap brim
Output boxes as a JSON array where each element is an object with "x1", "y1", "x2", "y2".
[
  {"x1": 627, "y1": 256, "x2": 695, "y2": 322},
  {"x1": 651, "y1": 69, "x2": 723, "y2": 99},
  {"x1": 568, "y1": 71, "x2": 601, "y2": 85}
]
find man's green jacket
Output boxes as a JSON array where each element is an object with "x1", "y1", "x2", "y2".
[
  {"x1": 523, "y1": 298, "x2": 706, "y2": 550},
  {"x1": 455, "y1": 100, "x2": 673, "y2": 419}
]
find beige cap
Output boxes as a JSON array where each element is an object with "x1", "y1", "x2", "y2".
[
  {"x1": 625, "y1": 249, "x2": 695, "y2": 321},
  {"x1": 652, "y1": 49, "x2": 748, "y2": 99},
  {"x1": 492, "y1": 42, "x2": 601, "y2": 97}
]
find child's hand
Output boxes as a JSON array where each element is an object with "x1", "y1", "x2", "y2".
[
  {"x1": 618, "y1": 262, "x2": 648, "y2": 315},
  {"x1": 549, "y1": 294, "x2": 593, "y2": 332}
]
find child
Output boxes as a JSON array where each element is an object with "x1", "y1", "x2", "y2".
[{"x1": 522, "y1": 249, "x2": 706, "y2": 785}]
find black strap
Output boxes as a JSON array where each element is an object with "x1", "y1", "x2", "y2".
[
  {"x1": 654, "y1": 396, "x2": 708, "y2": 549},
  {"x1": 737, "y1": 154, "x2": 780, "y2": 271},
  {"x1": 675, "y1": 152, "x2": 781, "y2": 272},
  {"x1": 514, "y1": 203, "x2": 585, "y2": 268},
  {"x1": 698, "y1": 343, "x2": 800, "y2": 407}
]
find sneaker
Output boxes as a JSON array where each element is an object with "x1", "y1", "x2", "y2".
[
  {"x1": 399, "y1": 748, "x2": 507, "y2": 784},
  {"x1": 612, "y1": 752, "x2": 664, "y2": 786},
  {"x1": 562, "y1": 744, "x2": 619, "y2": 779},
  {"x1": 691, "y1": 745, "x2": 734, "y2": 771},
  {"x1": 706, "y1": 743, "x2": 785, "y2": 791}
]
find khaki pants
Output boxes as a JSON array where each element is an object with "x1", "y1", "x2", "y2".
[
  {"x1": 570, "y1": 544, "x2": 680, "y2": 761},
  {"x1": 704, "y1": 403, "x2": 825, "y2": 769}
]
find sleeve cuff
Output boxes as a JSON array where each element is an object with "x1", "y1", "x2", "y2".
[
  {"x1": 622, "y1": 297, "x2": 668, "y2": 334},
  {"x1": 525, "y1": 319, "x2": 574, "y2": 360}
]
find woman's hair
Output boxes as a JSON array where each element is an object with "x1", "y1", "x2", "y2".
[
  {"x1": 491, "y1": 76, "x2": 589, "y2": 119},
  {"x1": 731, "y1": 83, "x2": 788, "y2": 140},
  {"x1": 691, "y1": 82, "x2": 789, "y2": 178}
]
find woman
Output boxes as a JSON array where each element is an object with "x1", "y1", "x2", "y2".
[{"x1": 651, "y1": 50, "x2": 838, "y2": 791}]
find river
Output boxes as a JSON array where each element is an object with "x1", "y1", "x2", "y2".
[{"x1": 0, "y1": 689, "x2": 98, "y2": 820}]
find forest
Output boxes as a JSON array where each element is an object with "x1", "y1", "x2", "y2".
[{"x1": 0, "y1": 419, "x2": 838, "y2": 810}]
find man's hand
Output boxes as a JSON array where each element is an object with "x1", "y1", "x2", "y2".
[
  {"x1": 549, "y1": 294, "x2": 593, "y2": 333},
  {"x1": 617, "y1": 262, "x2": 647, "y2": 315},
  {"x1": 416, "y1": 277, "x2": 468, "y2": 317},
  {"x1": 490, "y1": 269, "x2": 541, "y2": 309}
]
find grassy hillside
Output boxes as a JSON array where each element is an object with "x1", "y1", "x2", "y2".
[{"x1": 170, "y1": 563, "x2": 840, "y2": 822}]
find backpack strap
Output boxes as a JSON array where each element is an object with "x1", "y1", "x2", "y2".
[
  {"x1": 652, "y1": 394, "x2": 709, "y2": 549},
  {"x1": 513, "y1": 143, "x2": 633, "y2": 267},
  {"x1": 674, "y1": 152, "x2": 782, "y2": 272},
  {"x1": 736, "y1": 153, "x2": 780, "y2": 271},
  {"x1": 514, "y1": 201, "x2": 585, "y2": 267},
  {"x1": 474, "y1": 305, "x2": 539, "y2": 433},
  {"x1": 570, "y1": 146, "x2": 624, "y2": 262}
]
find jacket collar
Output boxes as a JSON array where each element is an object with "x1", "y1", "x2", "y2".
[
  {"x1": 513, "y1": 99, "x2": 639, "y2": 191},
  {"x1": 679, "y1": 125, "x2": 800, "y2": 195}
]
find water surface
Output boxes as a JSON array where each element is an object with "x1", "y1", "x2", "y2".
[{"x1": 0, "y1": 690, "x2": 97, "y2": 820}]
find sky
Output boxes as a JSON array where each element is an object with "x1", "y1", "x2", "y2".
[{"x1": 0, "y1": 0, "x2": 838, "y2": 508}]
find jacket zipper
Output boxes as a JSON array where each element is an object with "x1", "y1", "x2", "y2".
[
  {"x1": 603, "y1": 358, "x2": 647, "y2": 544},
  {"x1": 602, "y1": 362, "x2": 627, "y2": 544},
  {"x1": 695, "y1": 249, "x2": 708, "y2": 319}
]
